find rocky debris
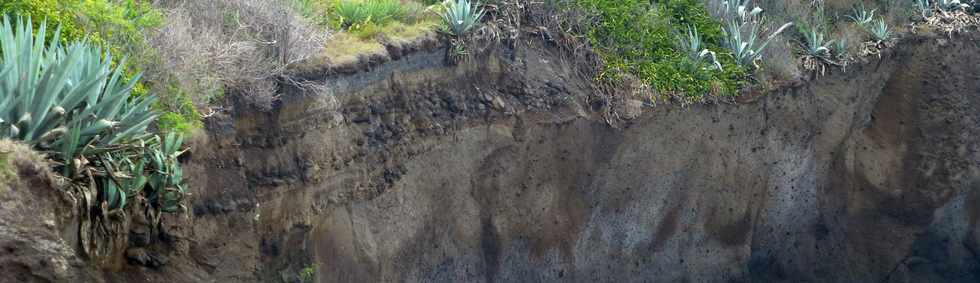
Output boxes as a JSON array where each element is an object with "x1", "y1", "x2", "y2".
[
  {"x1": 618, "y1": 99, "x2": 644, "y2": 120},
  {"x1": 125, "y1": 248, "x2": 169, "y2": 269}
]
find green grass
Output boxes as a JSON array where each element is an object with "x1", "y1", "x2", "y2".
[
  {"x1": 290, "y1": 0, "x2": 333, "y2": 25},
  {"x1": 572, "y1": 0, "x2": 747, "y2": 100},
  {"x1": 333, "y1": 0, "x2": 406, "y2": 29}
]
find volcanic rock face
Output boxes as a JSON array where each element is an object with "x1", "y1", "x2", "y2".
[{"x1": 5, "y1": 32, "x2": 964, "y2": 282}]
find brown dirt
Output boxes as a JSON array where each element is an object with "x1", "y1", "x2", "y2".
[{"x1": 0, "y1": 141, "x2": 99, "y2": 283}]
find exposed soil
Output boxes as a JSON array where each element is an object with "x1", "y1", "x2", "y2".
[
  {"x1": 172, "y1": 30, "x2": 980, "y2": 282},
  {"x1": 0, "y1": 142, "x2": 98, "y2": 283}
]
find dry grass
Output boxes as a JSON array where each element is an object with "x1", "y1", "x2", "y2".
[
  {"x1": 0, "y1": 140, "x2": 47, "y2": 186},
  {"x1": 379, "y1": 19, "x2": 439, "y2": 45},
  {"x1": 314, "y1": 17, "x2": 438, "y2": 66},
  {"x1": 321, "y1": 33, "x2": 388, "y2": 66},
  {"x1": 758, "y1": 36, "x2": 802, "y2": 82},
  {"x1": 146, "y1": 0, "x2": 329, "y2": 110}
]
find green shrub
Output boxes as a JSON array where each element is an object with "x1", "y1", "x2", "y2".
[
  {"x1": 0, "y1": 0, "x2": 162, "y2": 58},
  {"x1": 848, "y1": 3, "x2": 876, "y2": 27},
  {"x1": 573, "y1": 0, "x2": 747, "y2": 99},
  {"x1": 154, "y1": 85, "x2": 203, "y2": 135},
  {"x1": 299, "y1": 264, "x2": 317, "y2": 282}
]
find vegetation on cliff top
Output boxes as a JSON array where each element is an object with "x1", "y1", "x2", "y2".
[
  {"x1": 0, "y1": 16, "x2": 186, "y2": 224},
  {"x1": 0, "y1": 0, "x2": 202, "y2": 134},
  {"x1": 573, "y1": 0, "x2": 749, "y2": 100},
  {"x1": 5, "y1": 0, "x2": 976, "y2": 127}
]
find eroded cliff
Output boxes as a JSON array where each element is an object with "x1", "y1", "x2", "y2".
[{"x1": 145, "y1": 31, "x2": 980, "y2": 282}]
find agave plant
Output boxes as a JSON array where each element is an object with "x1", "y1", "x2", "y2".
[
  {"x1": 917, "y1": 0, "x2": 934, "y2": 18},
  {"x1": 716, "y1": 1, "x2": 793, "y2": 68},
  {"x1": 868, "y1": 18, "x2": 892, "y2": 42},
  {"x1": 800, "y1": 25, "x2": 833, "y2": 58},
  {"x1": 719, "y1": 0, "x2": 763, "y2": 24},
  {"x1": 938, "y1": 0, "x2": 972, "y2": 11},
  {"x1": 87, "y1": 133, "x2": 186, "y2": 212},
  {"x1": 0, "y1": 16, "x2": 157, "y2": 152},
  {"x1": 722, "y1": 18, "x2": 793, "y2": 68},
  {"x1": 847, "y1": 4, "x2": 876, "y2": 27},
  {"x1": 675, "y1": 25, "x2": 722, "y2": 71},
  {"x1": 146, "y1": 132, "x2": 186, "y2": 212},
  {"x1": 1, "y1": 16, "x2": 186, "y2": 213},
  {"x1": 918, "y1": 0, "x2": 972, "y2": 17},
  {"x1": 441, "y1": 0, "x2": 485, "y2": 37},
  {"x1": 833, "y1": 37, "x2": 849, "y2": 58}
]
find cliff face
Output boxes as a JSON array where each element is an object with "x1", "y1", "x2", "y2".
[
  {"x1": 0, "y1": 141, "x2": 100, "y2": 283},
  {"x1": 165, "y1": 31, "x2": 980, "y2": 282}
]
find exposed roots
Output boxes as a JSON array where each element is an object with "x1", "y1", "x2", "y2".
[
  {"x1": 922, "y1": 10, "x2": 980, "y2": 37},
  {"x1": 859, "y1": 39, "x2": 894, "y2": 58},
  {"x1": 801, "y1": 55, "x2": 830, "y2": 76}
]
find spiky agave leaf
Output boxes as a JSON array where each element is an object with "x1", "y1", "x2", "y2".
[
  {"x1": 144, "y1": 132, "x2": 186, "y2": 212},
  {"x1": 441, "y1": 0, "x2": 485, "y2": 37},
  {"x1": 938, "y1": 0, "x2": 972, "y2": 11},
  {"x1": 723, "y1": 18, "x2": 790, "y2": 67},
  {"x1": 100, "y1": 177, "x2": 126, "y2": 211},
  {"x1": 868, "y1": 18, "x2": 891, "y2": 42},
  {"x1": 675, "y1": 25, "x2": 722, "y2": 71},
  {"x1": 847, "y1": 4, "x2": 876, "y2": 26},
  {"x1": 1, "y1": 16, "x2": 183, "y2": 215},
  {"x1": 801, "y1": 24, "x2": 833, "y2": 58},
  {"x1": 0, "y1": 16, "x2": 157, "y2": 151}
]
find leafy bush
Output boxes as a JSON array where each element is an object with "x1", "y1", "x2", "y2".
[
  {"x1": 299, "y1": 264, "x2": 317, "y2": 282},
  {"x1": 573, "y1": 0, "x2": 747, "y2": 99},
  {"x1": 0, "y1": 0, "x2": 162, "y2": 65},
  {"x1": 0, "y1": 16, "x2": 185, "y2": 213},
  {"x1": 917, "y1": 0, "x2": 935, "y2": 17},
  {"x1": 441, "y1": 0, "x2": 485, "y2": 36},
  {"x1": 917, "y1": 0, "x2": 973, "y2": 17},
  {"x1": 938, "y1": 0, "x2": 972, "y2": 10}
]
